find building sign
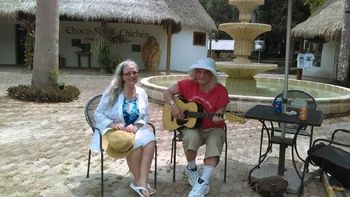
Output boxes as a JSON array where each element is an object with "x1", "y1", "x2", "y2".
[{"x1": 65, "y1": 26, "x2": 149, "y2": 38}]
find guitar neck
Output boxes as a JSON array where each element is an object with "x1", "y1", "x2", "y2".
[{"x1": 186, "y1": 111, "x2": 223, "y2": 119}]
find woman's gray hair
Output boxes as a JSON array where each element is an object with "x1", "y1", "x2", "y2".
[{"x1": 106, "y1": 59, "x2": 139, "y2": 105}]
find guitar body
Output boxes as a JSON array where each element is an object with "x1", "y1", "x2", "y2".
[
  {"x1": 162, "y1": 98, "x2": 202, "y2": 130},
  {"x1": 162, "y1": 97, "x2": 245, "y2": 130}
]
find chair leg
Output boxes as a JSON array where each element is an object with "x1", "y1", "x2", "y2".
[
  {"x1": 173, "y1": 134, "x2": 177, "y2": 182},
  {"x1": 101, "y1": 151, "x2": 104, "y2": 197},
  {"x1": 224, "y1": 131, "x2": 228, "y2": 182},
  {"x1": 148, "y1": 123, "x2": 157, "y2": 188},
  {"x1": 87, "y1": 150, "x2": 91, "y2": 178},
  {"x1": 154, "y1": 141, "x2": 157, "y2": 188},
  {"x1": 298, "y1": 156, "x2": 311, "y2": 196},
  {"x1": 170, "y1": 135, "x2": 174, "y2": 164},
  {"x1": 309, "y1": 127, "x2": 314, "y2": 149}
]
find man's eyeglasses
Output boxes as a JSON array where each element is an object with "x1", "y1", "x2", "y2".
[{"x1": 123, "y1": 71, "x2": 138, "y2": 76}]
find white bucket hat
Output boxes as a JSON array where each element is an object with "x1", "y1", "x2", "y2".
[{"x1": 189, "y1": 57, "x2": 220, "y2": 79}]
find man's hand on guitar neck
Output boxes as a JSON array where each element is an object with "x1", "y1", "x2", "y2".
[
  {"x1": 212, "y1": 108, "x2": 225, "y2": 124},
  {"x1": 212, "y1": 115, "x2": 225, "y2": 124}
]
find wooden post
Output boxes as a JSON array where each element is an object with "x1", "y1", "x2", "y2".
[{"x1": 165, "y1": 23, "x2": 172, "y2": 75}]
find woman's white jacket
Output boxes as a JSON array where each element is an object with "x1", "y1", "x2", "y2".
[{"x1": 90, "y1": 86, "x2": 149, "y2": 152}]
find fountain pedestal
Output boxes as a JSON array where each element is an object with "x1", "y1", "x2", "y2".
[{"x1": 216, "y1": 0, "x2": 277, "y2": 93}]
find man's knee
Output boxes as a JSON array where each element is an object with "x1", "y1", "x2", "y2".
[
  {"x1": 205, "y1": 136, "x2": 224, "y2": 159},
  {"x1": 182, "y1": 129, "x2": 201, "y2": 151}
]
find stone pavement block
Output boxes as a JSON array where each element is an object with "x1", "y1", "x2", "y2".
[{"x1": 1, "y1": 69, "x2": 348, "y2": 196}]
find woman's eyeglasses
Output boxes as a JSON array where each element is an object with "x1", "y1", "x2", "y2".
[{"x1": 123, "y1": 71, "x2": 138, "y2": 76}]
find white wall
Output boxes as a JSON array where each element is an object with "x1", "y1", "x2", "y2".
[
  {"x1": 0, "y1": 21, "x2": 16, "y2": 65},
  {"x1": 60, "y1": 22, "x2": 209, "y2": 72},
  {"x1": 0, "y1": 21, "x2": 209, "y2": 71},
  {"x1": 59, "y1": 21, "x2": 168, "y2": 69},
  {"x1": 171, "y1": 26, "x2": 209, "y2": 72},
  {"x1": 303, "y1": 41, "x2": 337, "y2": 79}
]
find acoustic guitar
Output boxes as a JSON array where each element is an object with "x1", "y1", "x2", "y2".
[{"x1": 162, "y1": 97, "x2": 245, "y2": 130}]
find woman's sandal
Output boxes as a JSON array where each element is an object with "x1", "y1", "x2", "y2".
[
  {"x1": 147, "y1": 183, "x2": 156, "y2": 196},
  {"x1": 130, "y1": 183, "x2": 149, "y2": 197}
]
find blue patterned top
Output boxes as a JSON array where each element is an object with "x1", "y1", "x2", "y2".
[{"x1": 122, "y1": 96, "x2": 139, "y2": 126}]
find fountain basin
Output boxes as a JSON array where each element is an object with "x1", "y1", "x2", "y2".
[
  {"x1": 140, "y1": 74, "x2": 350, "y2": 116},
  {"x1": 229, "y1": 0, "x2": 264, "y2": 22},
  {"x1": 219, "y1": 23, "x2": 271, "y2": 40},
  {"x1": 217, "y1": 61, "x2": 277, "y2": 78},
  {"x1": 218, "y1": 23, "x2": 271, "y2": 59}
]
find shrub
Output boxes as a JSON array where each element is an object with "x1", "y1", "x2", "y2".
[{"x1": 7, "y1": 85, "x2": 80, "y2": 103}]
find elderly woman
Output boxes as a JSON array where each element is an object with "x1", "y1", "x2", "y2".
[
  {"x1": 163, "y1": 57, "x2": 229, "y2": 197},
  {"x1": 90, "y1": 59, "x2": 156, "y2": 197}
]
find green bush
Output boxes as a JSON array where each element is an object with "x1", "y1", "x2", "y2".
[
  {"x1": 95, "y1": 37, "x2": 121, "y2": 74},
  {"x1": 24, "y1": 35, "x2": 34, "y2": 70},
  {"x1": 7, "y1": 85, "x2": 80, "y2": 103}
]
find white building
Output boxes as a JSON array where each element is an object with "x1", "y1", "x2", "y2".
[
  {"x1": 291, "y1": 0, "x2": 346, "y2": 81},
  {"x1": 0, "y1": 0, "x2": 217, "y2": 72}
]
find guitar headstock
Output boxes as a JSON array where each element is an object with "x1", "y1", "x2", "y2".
[{"x1": 224, "y1": 112, "x2": 245, "y2": 124}]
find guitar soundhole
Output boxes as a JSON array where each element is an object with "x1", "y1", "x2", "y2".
[
  {"x1": 183, "y1": 110, "x2": 189, "y2": 119},
  {"x1": 176, "y1": 119, "x2": 188, "y2": 125},
  {"x1": 177, "y1": 110, "x2": 189, "y2": 125}
]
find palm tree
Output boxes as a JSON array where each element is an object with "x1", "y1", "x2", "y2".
[
  {"x1": 337, "y1": 0, "x2": 350, "y2": 83},
  {"x1": 31, "y1": 0, "x2": 59, "y2": 88}
]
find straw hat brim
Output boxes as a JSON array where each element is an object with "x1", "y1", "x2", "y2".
[{"x1": 102, "y1": 129, "x2": 135, "y2": 159}]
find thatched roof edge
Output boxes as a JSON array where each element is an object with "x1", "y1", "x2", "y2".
[
  {"x1": 291, "y1": 0, "x2": 344, "y2": 42},
  {"x1": 0, "y1": 0, "x2": 217, "y2": 33}
]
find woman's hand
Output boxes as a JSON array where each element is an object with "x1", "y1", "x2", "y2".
[
  {"x1": 125, "y1": 124, "x2": 137, "y2": 133},
  {"x1": 112, "y1": 123, "x2": 125, "y2": 130}
]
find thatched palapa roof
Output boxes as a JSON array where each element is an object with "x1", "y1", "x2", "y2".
[
  {"x1": 291, "y1": 0, "x2": 344, "y2": 41},
  {"x1": 0, "y1": 0, "x2": 217, "y2": 33},
  {"x1": 0, "y1": 0, "x2": 35, "y2": 21}
]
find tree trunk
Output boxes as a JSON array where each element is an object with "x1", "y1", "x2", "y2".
[
  {"x1": 337, "y1": 0, "x2": 350, "y2": 83},
  {"x1": 31, "y1": 0, "x2": 59, "y2": 88}
]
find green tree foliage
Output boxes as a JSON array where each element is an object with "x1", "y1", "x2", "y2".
[
  {"x1": 24, "y1": 35, "x2": 34, "y2": 70},
  {"x1": 199, "y1": 0, "x2": 311, "y2": 56},
  {"x1": 199, "y1": 0, "x2": 238, "y2": 39},
  {"x1": 304, "y1": 0, "x2": 326, "y2": 13},
  {"x1": 255, "y1": 0, "x2": 310, "y2": 57}
]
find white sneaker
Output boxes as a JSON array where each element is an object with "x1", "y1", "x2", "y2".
[
  {"x1": 184, "y1": 166, "x2": 200, "y2": 186},
  {"x1": 188, "y1": 180, "x2": 210, "y2": 197}
]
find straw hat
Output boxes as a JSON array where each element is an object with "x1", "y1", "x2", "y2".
[
  {"x1": 189, "y1": 57, "x2": 219, "y2": 79},
  {"x1": 102, "y1": 129, "x2": 135, "y2": 159}
]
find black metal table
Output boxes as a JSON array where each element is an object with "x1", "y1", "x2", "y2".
[{"x1": 245, "y1": 105, "x2": 323, "y2": 183}]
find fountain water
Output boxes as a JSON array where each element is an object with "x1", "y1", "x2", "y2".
[
  {"x1": 216, "y1": 0, "x2": 277, "y2": 93},
  {"x1": 139, "y1": 0, "x2": 350, "y2": 116}
]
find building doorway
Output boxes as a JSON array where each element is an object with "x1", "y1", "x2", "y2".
[{"x1": 16, "y1": 25, "x2": 26, "y2": 65}]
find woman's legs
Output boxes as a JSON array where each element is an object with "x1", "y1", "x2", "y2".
[
  {"x1": 127, "y1": 141, "x2": 155, "y2": 195},
  {"x1": 139, "y1": 141, "x2": 155, "y2": 186},
  {"x1": 127, "y1": 148, "x2": 142, "y2": 183}
]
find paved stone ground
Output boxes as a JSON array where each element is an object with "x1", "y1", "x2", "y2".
[{"x1": 0, "y1": 68, "x2": 349, "y2": 197}]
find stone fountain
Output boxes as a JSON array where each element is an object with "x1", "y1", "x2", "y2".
[
  {"x1": 217, "y1": 0, "x2": 277, "y2": 93},
  {"x1": 139, "y1": 0, "x2": 350, "y2": 117}
]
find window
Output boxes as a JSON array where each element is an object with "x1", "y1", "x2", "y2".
[
  {"x1": 132, "y1": 44, "x2": 141, "y2": 52},
  {"x1": 193, "y1": 32, "x2": 206, "y2": 46}
]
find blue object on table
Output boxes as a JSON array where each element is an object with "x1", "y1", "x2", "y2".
[{"x1": 273, "y1": 98, "x2": 283, "y2": 113}]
